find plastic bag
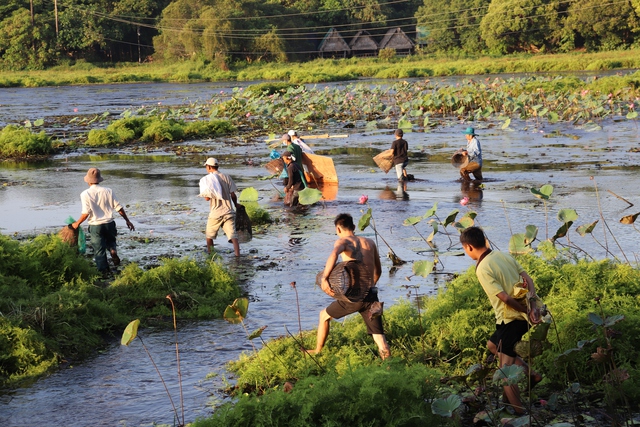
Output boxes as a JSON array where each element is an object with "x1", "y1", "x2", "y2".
[
  {"x1": 269, "y1": 149, "x2": 281, "y2": 160},
  {"x1": 65, "y1": 216, "x2": 86, "y2": 254}
]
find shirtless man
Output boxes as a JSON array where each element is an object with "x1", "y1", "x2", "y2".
[{"x1": 307, "y1": 213, "x2": 391, "y2": 359}]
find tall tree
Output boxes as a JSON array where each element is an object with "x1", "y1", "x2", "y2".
[{"x1": 0, "y1": 8, "x2": 56, "y2": 70}]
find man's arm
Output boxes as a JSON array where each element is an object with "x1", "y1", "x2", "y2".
[
  {"x1": 520, "y1": 271, "x2": 537, "y2": 296},
  {"x1": 373, "y1": 243, "x2": 381, "y2": 285},
  {"x1": 321, "y1": 240, "x2": 347, "y2": 297},
  {"x1": 117, "y1": 208, "x2": 135, "y2": 231},
  {"x1": 71, "y1": 213, "x2": 89, "y2": 230},
  {"x1": 496, "y1": 291, "x2": 527, "y2": 313},
  {"x1": 230, "y1": 192, "x2": 238, "y2": 209}
]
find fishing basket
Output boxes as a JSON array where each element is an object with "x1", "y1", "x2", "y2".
[
  {"x1": 59, "y1": 224, "x2": 79, "y2": 250},
  {"x1": 373, "y1": 149, "x2": 394, "y2": 173},
  {"x1": 235, "y1": 204, "x2": 253, "y2": 243},
  {"x1": 315, "y1": 261, "x2": 372, "y2": 302},
  {"x1": 451, "y1": 152, "x2": 469, "y2": 169},
  {"x1": 264, "y1": 158, "x2": 285, "y2": 175}
]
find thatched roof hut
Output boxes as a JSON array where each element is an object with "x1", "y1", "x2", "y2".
[
  {"x1": 349, "y1": 30, "x2": 378, "y2": 56},
  {"x1": 378, "y1": 28, "x2": 414, "y2": 54},
  {"x1": 319, "y1": 28, "x2": 350, "y2": 58}
]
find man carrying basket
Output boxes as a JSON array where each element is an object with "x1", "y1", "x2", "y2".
[{"x1": 307, "y1": 213, "x2": 390, "y2": 360}]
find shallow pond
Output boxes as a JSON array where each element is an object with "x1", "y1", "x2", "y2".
[{"x1": 1, "y1": 79, "x2": 640, "y2": 426}]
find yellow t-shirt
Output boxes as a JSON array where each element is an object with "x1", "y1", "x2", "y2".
[{"x1": 476, "y1": 251, "x2": 525, "y2": 324}]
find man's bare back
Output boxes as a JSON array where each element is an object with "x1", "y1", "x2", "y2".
[{"x1": 335, "y1": 235, "x2": 381, "y2": 286}]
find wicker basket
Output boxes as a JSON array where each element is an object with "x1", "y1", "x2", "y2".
[
  {"x1": 264, "y1": 158, "x2": 285, "y2": 175},
  {"x1": 315, "y1": 261, "x2": 372, "y2": 302},
  {"x1": 373, "y1": 149, "x2": 394, "y2": 174},
  {"x1": 451, "y1": 152, "x2": 470, "y2": 169},
  {"x1": 59, "y1": 224, "x2": 79, "y2": 248},
  {"x1": 235, "y1": 204, "x2": 252, "y2": 243}
]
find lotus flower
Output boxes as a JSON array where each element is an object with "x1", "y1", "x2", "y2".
[
  {"x1": 460, "y1": 196, "x2": 469, "y2": 206},
  {"x1": 358, "y1": 195, "x2": 369, "y2": 205}
]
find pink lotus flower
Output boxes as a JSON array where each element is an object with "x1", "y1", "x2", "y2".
[
  {"x1": 246, "y1": 112, "x2": 251, "y2": 118},
  {"x1": 73, "y1": 108, "x2": 78, "y2": 113},
  {"x1": 460, "y1": 196, "x2": 469, "y2": 206},
  {"x1": 630, "y1": 103, "x2": 635, "y2": 109},
  {"x1": 540, "y1": 399, "x2": 548, "y2": 406},
  {"x1": 358, "y1": 195, "x2": 369, "y2": 204}
]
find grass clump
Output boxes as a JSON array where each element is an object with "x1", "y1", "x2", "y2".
[
  {"x1": 194, "y1": 360, "x2": 441, "y2": 427},
  {"x1": 244, "y1": 82, "x2": 299, "y2": 96},
  {"x1": 86, "y1": 117, "x2": 235, "y2": 147},
  {"x1": 107, "y1": 258, "x2": 241, "y2": 319},
  {"x1": 0, "y1": 125, "x2": 53, "y2": 158}
]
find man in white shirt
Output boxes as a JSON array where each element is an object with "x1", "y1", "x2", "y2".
[
  {"x1": 199, "y1": 158, "x2": 240, "y2": 256},
  {"x1": 72, "y1": 168, "x2": 135, "y2": 275}
]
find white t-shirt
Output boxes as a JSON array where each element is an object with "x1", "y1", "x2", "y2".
[{"x1": 80, "y1": 184, "x2": 123, "y2": 225}]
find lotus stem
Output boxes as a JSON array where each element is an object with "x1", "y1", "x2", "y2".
[{"x1": 166, "y1": 295, "x2": 185, "y2": 426}]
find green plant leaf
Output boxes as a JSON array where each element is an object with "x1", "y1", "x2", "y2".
[
  {"x1": 412, "y1": 260, "x2": 434, "y2": 277},
  {"x1": 298, "y1": 188, "x2": 323, "y2": 205},
  {"x1": 443, "y1": 209, "x2": 459, "y2": 227},
  {"x1": 403, "y1": 216, "x2": 423, "y2": 226},
  {"x1": 558, "y1": 208, "x2": 578, "y2": 223},
  {"x1": 431, "y1": 395, "x2": 462, "y2": 417},
  {"x1": 603, "y1": 314, "x2": 624, "y2": 327},
  {"x1": 398, "y1": 118, "x2": 412, "y2": 130},
  {"x1": 509, "y1": 233, "x2": 533, "y2": 255},
  {"x1": 627, "y1": 111, "x2": 638, "y2": 119},
  {"x1": 358, "y1": 208, "x2": 372, "y2": 231},
  {"x1": 492, "y1": 364, "x2": 524, "y2": 385},
  {"x1": 501, "y1": 118, "x2": 511, "y2": 129},
  {"x1": 530, "y1": 184, "x2": 553, "y2": 199},
  {"x1": 121, "y1": 319, "x2": 140, "y2": 346},
  {"x1": 239, "y1": 187, "x2": 259, "y2": 202},
  {"x1": 248, "y1": 326, "x2": 267, "y2": 340},
  {"x1": 33, "y1": 118, "x2": 44, "y2": 127},
  {"x1": 454, "y1": 216, "x2": 474, "y2": 231},
  {"x1": 577, "y1": 220, "x2": 598, "y2": 236},
  {"x1": 224, "y1": 298, "x2": 249, "y2": 324},
  {"x1": 524, "y1": 225, "x2": 538, "y2": 244},
  {"x1": 620, "y1": 212, "x2": 640, "y2": 224},
  {"x1": 552, "y1": 221, "x2": 573, "y2": 240},
  {"x1": 423, "y1": 202, "x2": 438, "y2": 218},
  {"x1": 587, "y1": 312, "x2": 603, "y2": 326}
]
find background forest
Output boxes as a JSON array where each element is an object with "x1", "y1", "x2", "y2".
[{"x1": 1, "y1": 0, "x2": 640, "y2": 71}]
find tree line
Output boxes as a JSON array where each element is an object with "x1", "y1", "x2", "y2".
[{"x1": 1, "y1": 0, "x2": 639, "y2": 71}]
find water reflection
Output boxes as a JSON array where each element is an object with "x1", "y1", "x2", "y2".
[
  {"x1": 377, "y1": 181, "x2": 409, "y2": 201},
  {"x1": 460, "y1": 180, "x2": 483, "y2": 204}
]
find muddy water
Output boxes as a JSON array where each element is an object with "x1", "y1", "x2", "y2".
[{"x1": 1, "y1": 81, "x2": 640, "y2": 427}]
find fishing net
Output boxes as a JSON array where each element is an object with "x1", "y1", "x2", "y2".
[
  {"x1": 315, "y1": 261, "x2": 372, "y2": 302},
  {"x1": 264, "y1": 158, "x2": 285, "y2": 175},
  {"x1": 373, "y1": 149, "x2": 394, "y2": 173},
  {"x1": 451, "y1": 152, "x2": 469, "y2": 169},
  {"x1": 235, "y1": 204, "x2": 252, "y2": 243}
]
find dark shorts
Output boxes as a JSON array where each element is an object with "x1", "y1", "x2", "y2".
[
  {"x1": 489, "y1": 320, "x2": 529, "y2": 358},
  {"x1": 326, "y1": 295, "x2": 384, "y2": 335}
]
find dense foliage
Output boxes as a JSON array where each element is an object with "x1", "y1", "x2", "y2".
[
  {"x1": 2, "y1": 0, "x2": 640, "y2": 70},
  {"x1": 0, "y1": 233, "x2": 241, "y2": 388},
  {"x1": 0, "y1": 125, "x2": 53, "y2": 158},
  {"x1": 216, "y1": 255, "x2": 640, "y2": 423}
]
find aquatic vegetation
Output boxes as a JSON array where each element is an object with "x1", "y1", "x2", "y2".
[
  {"x1": 107, "y1": 257, "x2": 240, "y2": 319},
  {"x1": 85, "y1": 116, "x2": 235, "y2": 147},
  {"x1": 195, "y1": 360, "x2": 441, "y2": 427},
  {"x1": 0, "y1": 233, "x2": 242, "y2": 388},
  {"x1": 0, "y1": 124, "x2": 53, "y2": 158}
]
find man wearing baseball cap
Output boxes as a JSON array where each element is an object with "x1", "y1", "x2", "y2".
[
  {"x1": 72, "y1": 168, "x2": 135, "y2": 276},
  {"x1": 199, "y1": 157, "x2": 240, "y2": 256},
  {"x1": 287, "y1": 130, "x2": 314, "y2": 154}
]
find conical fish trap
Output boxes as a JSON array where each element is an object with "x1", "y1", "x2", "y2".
[
  {"x1": 315, "y1": 261, "x2": 371, "y2": 302},
  {"x1": 373, "y1": 149, "x2": 394, "y2": 174},
  {"x1": 59, "y1": 224, "x2": 79, "y2": 248},
  {"x1": 265, "y1": 158, "x2": 285, "y2": 175},
  {"x1": 235, "y1": 205, "x2": 253, "y2": 243},
  {"x1": 451, "y1": 153, "x2": 469, "y2": 169}
]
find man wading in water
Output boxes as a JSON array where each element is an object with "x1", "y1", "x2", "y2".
[
  {"x1": 307, "y1": 213, "x2": 390, "y2": 359},
  {"x1": 72, "y1": 168, "x2": 135, "y2": 276}
]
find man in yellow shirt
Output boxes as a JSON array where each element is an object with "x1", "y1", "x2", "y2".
[{"x1": 460, "y1": 226, "x2": 541, "y2": 415}]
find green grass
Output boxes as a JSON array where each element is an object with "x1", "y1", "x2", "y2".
[{"x1": 3, "y1": 50, "x2": 640, "y2": 88}]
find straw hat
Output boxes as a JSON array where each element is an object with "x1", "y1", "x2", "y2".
[
  {"x1": 84, "y1": 168, "x2": 104, "y2": 184},
  {"x1": 315, "y1": 261, "x2": 372, "y2": 302}
]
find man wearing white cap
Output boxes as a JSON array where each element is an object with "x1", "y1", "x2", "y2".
[
  {"x1": 287, "y1": 130, "x2": 314, "y2": 154},
  {"x1": 72, "y1": 168, "x2": 135, "y2": 275},
  {"x1": 199, "y1": 157, "x2": 240, "y2": 256}
]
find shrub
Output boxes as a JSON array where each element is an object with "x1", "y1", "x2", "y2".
[
  {"x1": 245, "y1": 82, "x2": 298, "y2": 96},
  {"x1": 194, "y1": 361, "x2": 442, "y2": 427},
  {"x1": 0, "y1": 125, "x2": 53, "y2": 157},
  {"x1": 378, "y1": 48, "x2": 397, "y2": 60}
]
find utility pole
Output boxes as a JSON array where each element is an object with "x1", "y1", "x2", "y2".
[
  {"x1": 54, "y1": 0, "x2": 59, "y2": 36},
  {"x1": 137, "y1": 26, "x2": 141, "y2": 63},
  {"x1": 30, "y1": 0, "x2": 34, "y2": 26},
  {"x1": 30, "y1": 0, "x2": 35, "y2": 51}
]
